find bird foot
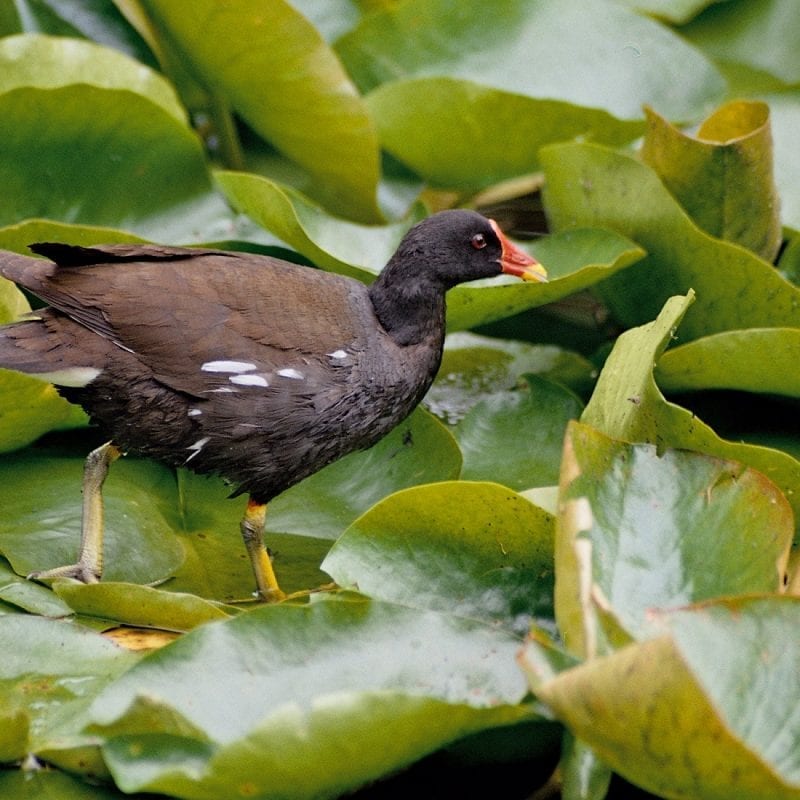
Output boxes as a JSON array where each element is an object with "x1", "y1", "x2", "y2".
[{"x1": 27, "y1": 563, "x2": 100, "y2": 584}]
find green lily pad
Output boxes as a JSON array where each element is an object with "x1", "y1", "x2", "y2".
[
  {"x1": 338, "y1": 0, "x2": 724, "y2": 119},
  {"x1": 523, "y1": 596, "x2": 800, "y2": 800},
  {"x1": 91, "y1": 596, "x2": 536, "y2": 798},
  {"x1": 54, "y1": 582, "x2": 235, "y2": 632},
  {"x1": 612, "y1": 0, "x2": 718, "y2": 23},
  {"x1": 0, "y1": 769, "x2": 127, "y2": 799},
  {"x1": 446, "y1": 227, "x2": 644, "y2": 332},
  {"x1": 0, "y1": 452, "x2": 185, "y2": 586},
  {"x1": 1, "y1": 0, "x2": 156, "y2": 67},
  {"x1": 365, "y1": 80, "x2": 642, "y2": 190},
  {"x1": 0, "y1": 34, "x2": 212, "y2": 234},
  {"x1": 323, "y1": 481, "x2": 555, "y2": 634},
  {"x1": 0, "y1": 371, "x2": 86, "y2": 454},
  {"x1": 139, "y1": 0, "x2": 382, "y2": 222},
  {"x1": 556, "y1": 421, "x2": 793, "y2": 656},
  {"x1": 656, "y1": 328, "x2": 800, "y2": 396},
  {"x1": 581, "y1": 293, "x2": 800, "y2": 527},
  {"x1": 0, "y1": 445, "x2": 334, "y2": 604},
  {"x1": 268, "y1": 407, "x2": 462, "y2": 540},
  {"x1": 0, "y1": 559, "x2": 72, "y2": 618},
  {"x1": 454, "y1": 375, "x2": 583, "y2": 490},
  {"x1": 681, "y1": 0, "x2": 800, "y2": 86},
  {"x1": 214, "y1": 169, "x2": 419, "y2": 281},
  {"x1": 0, "y1": 32, "x2": 183, "y2": 118},
  {"x1": 542, "y1": 142, "x2": 800, "y2": 338},
  {"x1": 764, "y1": 88, "x2": 800, "y2": 232},
  {"x1": 641, "y1": 101, "x2": 781, "y2": 261},
  {"x1": 0, "y1": 615, "x2": 141, "y2": 772},
  {"x1": 427, "y1": 332, "x2": 595, "y2": 425}
]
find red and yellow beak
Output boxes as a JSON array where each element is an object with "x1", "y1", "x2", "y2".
[{"x1": 490, "y1": 219, "x2": 548, "y2": 283}]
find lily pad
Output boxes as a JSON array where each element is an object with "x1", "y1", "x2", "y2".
[
  {"x1": 268, "y1": 407, "x2": 461, "y2": 540},
  {"x1": 91, "y1": 596, "x2": 536, "y2": 799},
  {"x1": 0, "y1": 559, "x2": 72, "y2": 618},
  {"x1": 0, "y1": 452, "x2": 185, "y2": 587},
  {"x1": 0, "y1": 614, "x2": 141, "y2": 772},
  {"x1": 0, "y1": 34, "x2": 213, "y2": 234},
  {"x1": 613, "y1": 0, "x2": 718, "y2": 24},
  {"x1": 427, "y1": 332, "x2": 595, "y2": 425},
  {"x1": 54, "y1": 582, "x2": 235, "y2": 632},
  {"x1": 454, "y1": 375, "x2": 584, "y2": 490},
  {"x1": 365, "y1": 80, "x2": 642, "y2": 190},
  {"x1": 681, "y1": 0, "x2": 800, "y2": 86},
  {"x1": 138, "y1": 0, "x2": 382, "y2": 222},
  {"x1": 555, "y1": 421, "x2": 793, "y2": 656},
  {"x1": 0, "y1": 769, "x2": 127, "y2": 799},
  {"x1": 446, "y1": 227, "x2": 644, "y2": 332},
  {"x1": 523, "y1": 596, "x2": 800, "y2": 800},
  {"x1": 323, "y1": 481, "x2": 555, "y2": 634},
  {"x1": 641, "y1": 101, "x2": 781, "y2": 261},
  {"x1": 581, "y1": 293, "x2": 800, "y2": 527},
  {"x1": 337, "y1": 0, "x2": 724, "y2": 119},
  {"x1": 214, "y1": 170, "x2": 418, "y2": 281},
  {"x1": 656, "y1": 328, "x2": 800, "y2": 396},
  {"x1": 542, "y1": 142, "x2": 800, "y2": 337}
]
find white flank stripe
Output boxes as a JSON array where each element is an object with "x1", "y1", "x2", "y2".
[
  {"x1": 32, "y1": 367, "x2": 102, "y2": 387},
  {"x1": 187, "y1": 408, "x2": 202, "y2": 417},
  {"x1": 185, "y1": 436, "x2": 210, "y2": 463},
  {"x1": 277, "y1": 368, "x2": 304, "y2": 380},
  {"x1": 230, "y1": 374, "x2": 269, "y2": 387},
  {"x1": 201, "y1": 360, "x2": 257, "y2": 374},
  {"x1": 328, "y1": 349, "x2": 348, "y2": 360}
]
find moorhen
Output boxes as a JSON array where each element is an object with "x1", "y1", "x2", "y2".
[{"x1": 0, "y1": 210, "x2": 546, "y2": 600}]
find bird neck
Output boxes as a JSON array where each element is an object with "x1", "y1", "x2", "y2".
[{"x1": 368, "y1": 264, "x2": 447, "y2": 347}]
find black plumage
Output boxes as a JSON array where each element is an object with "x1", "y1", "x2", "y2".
[{"x1": 0, "y1": 210, "x2": 545, "y2": 599}]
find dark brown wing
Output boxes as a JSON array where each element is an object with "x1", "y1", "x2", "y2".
[{"x1": 11, "y1": 244, "x2": 376, "y2": 399}]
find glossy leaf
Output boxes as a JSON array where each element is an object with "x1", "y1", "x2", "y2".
[
  {"x1": 0, "y1": 450, "x2": 330, "y2": 604},
  {"x1": 0, "y1": 615, "x2": 141, "y2": 771},
  {"x1": 0, "y1": 371, "x2": 86, "y2": 454},
  {"x1": 656, "y1": 328, "x2": 800, "y2": 396},
  {"x1": 268, "y1": 408, "x2": 461, "y2": 540},
  {"x1": 323, "y1": 481, "x2": 555, "y2": 634},
  {"x1": 764, "y1": 89, "x2": 800, "y2": 231},
  {"x1": 0, "y1": 559, "x2": 72, "y2": 618},
  {"x1": 454, "y1": 375, "x2": 583, "y2": 490},
  {"x1": 0, "y1": 34, "x2": 213, "y2": 235},
  {"x1": 0, "y1": 769, "x2": 127, "y2": 800},
  {"x1": 338, "y1": 0, "x2": 724, "y2": 119},
  {"x1": 612, "y1": 0, "x2": 717, "y2": 23},
  {"x1": 446, "y1": 227, "x2": 644, "y2": 332},
  {"x1": 556, "y1": 421, "x2": 793, "y2": 655},
  {"x1": 365, "y1": 80, "x2": 642, "y2": 190},
  {"x1": 681, "y1": 0, "x2": 800, "y2": 86},
  {"x1": 215, "y1": 169, "x2": 417, "y2": 281},
  {"x1": 641, "y1": 102, "x2": 781, "y2": 261},
  {"x1": 139, "y1": 0, "x2": 382, "y2": 221},
  {"x1": 54, "y1": 582, "x2": 235, "y2": 632},
  {"x1": 0, "y1": 453, "x2": 185, "y2": 586},
  {"x1": 427, "y1": 332, "x2": 596, "y2": 425},
  {"x1": 542, "y1": 142, "x2": 800, "y2": 337},
  {"x1": 524, "y1": 597, "x2": 800, "y2": 800},
  {"x1": 92, "y1": 596, "x2": 535, "y2": 798},
  {"x1": 581, "y1": 293, "x2": 800, "y2": 525}
]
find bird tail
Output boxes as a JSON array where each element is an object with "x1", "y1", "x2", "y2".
[
  {"x1": 0, "y1": 316, "x2": 100, "y2": 387},
  {"x1": 0, "y1": 249, "x2": 55, "y2": 294}
]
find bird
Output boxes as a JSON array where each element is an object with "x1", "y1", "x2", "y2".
[{"x1": 0, "y1": 210, "x2": 546, "y2": 601}]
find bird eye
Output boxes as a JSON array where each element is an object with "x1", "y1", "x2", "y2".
[{"x1": 471, "y1": 233, "x2": 487, "y2": 250}]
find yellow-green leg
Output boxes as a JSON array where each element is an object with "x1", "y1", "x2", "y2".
[
  {"x1": 240, "y1": 498, "x2": 286, "y2": 602},
  {"x1": 28, "y1": 441, "x2": 121, "y2": 584}
]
